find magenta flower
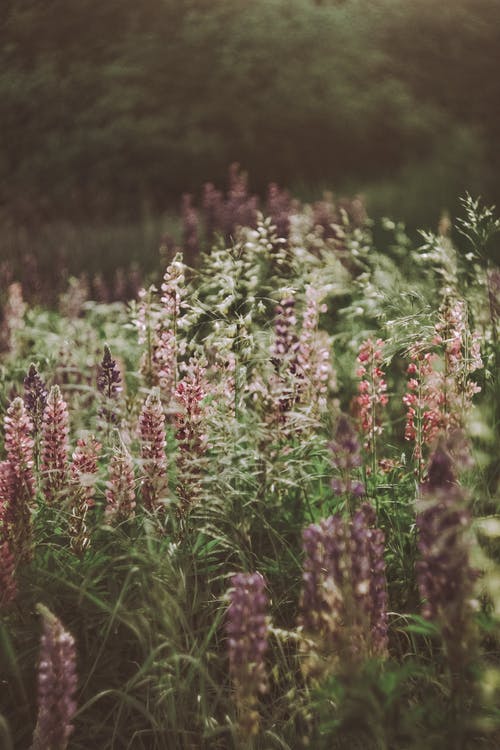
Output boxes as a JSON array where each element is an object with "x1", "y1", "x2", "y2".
[{"x1": 68, "y1": 435, "x2": 101, "y2": 555}]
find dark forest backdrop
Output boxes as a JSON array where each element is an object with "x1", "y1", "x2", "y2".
[{"x1": 1, "y1": 0, "x2": 499, "y2": 267}]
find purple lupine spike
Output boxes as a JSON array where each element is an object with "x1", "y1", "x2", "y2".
[
  {"x1": 330, "y1": 415, "x2": 365, "y2": 499},
  {"x1": 299, "y1": 516, "x2": 346, "y2": 642},
  {"x1": 351, "y1": 504, "x2": 389, "y2": 656},
  {"x1": 32, "y1": 605, "x2": 77, "y2": 750},
  {"x1": 300, "y1": 506, "x2": 388, "y2": 660},
  {"x1": 24, "y1": 363, "x2": 48, "y2": 438},
  {"x1": 416, "y1": 444, "x2": 475, "y2": 630},
  {"x1": 97, "y1": 344, "x2": 123, "y2": 429},
  {"x1": 226, "y1": 572, "x2": 269, "y2": 738},
  {"x1": 97, "y1": 344, "x2": 122, "y2": 398}
]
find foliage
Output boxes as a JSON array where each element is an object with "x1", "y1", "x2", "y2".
[{"x1": 1, "y1": 195, "x2": 500, "y2": 748}]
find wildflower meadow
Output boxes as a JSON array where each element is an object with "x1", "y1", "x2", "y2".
[{"x1": 1, "y1": 189, "x2": 500, "y2": 749}]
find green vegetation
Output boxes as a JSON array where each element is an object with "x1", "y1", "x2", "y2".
[
  {"x1": 1, "y1": 0, "x2": 499, "y2": 225},
  {"x1": 1, "y1": 195, "x2": 500, "y2": 748}
]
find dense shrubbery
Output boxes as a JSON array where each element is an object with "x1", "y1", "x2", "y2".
[
  {"x1": 1, "y1": 195, "x2": 500, "y2": 748},
  {"x1": 1, "y1": 0, "x2": 499, "y2": 222}
]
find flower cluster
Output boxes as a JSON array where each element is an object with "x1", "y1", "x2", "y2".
[
  {"x1": 416, "y1": 444, "x2": 476, "y2": 637},
  {"x1": 175, "y1": 361, "x2": 209, "y2": 515},
  {"x1": 330, "y1": 414, "x2": 365, "y2": 500},
  {"x1": 105, "y1": 447, "x2": 136, "y2": 523},
  {"x1": 355, "y1": 338, "x2": 388, "y2": 453},
  {"x1": 226, "y1": 572, "x2": 269, "y2": 737},
  {"x1": 299, "y1": 504, "x2": 388, "y2": 661},
  {"x1": 97, "y1": 344, "x2": 122, "y2": 427},
  {"x1": 40, "y1": 385, "x2": 70, "y2": 504},
  {"x1": 3, "y1": 397, "x2": 35, "y2": 561},
  {"x1": 296, "y1": 286, "x2": 333, "y2": 412},
  {"x1": 32, "y1": 606, "x2": 78, "y2": 750},
  {"x1": 23, "y1": 363, "x2": 48, "y2": 439},
  {"x1": 68, "y1": 435, "x2": 101, "y2": 555},
  {"x1": 403, "y1": 301, "x2": 483, "y2": 470},
  {"x1": 139, "y1": 391, "x2": 168, "y2": 510}
]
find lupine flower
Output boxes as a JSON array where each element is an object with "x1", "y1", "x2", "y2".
[
  {"x1": 97, "y1": 344, "x2": 122, "y2": 427},
  {"x1": 32, "y1": 605, "x2": 77, "y2": 750},
  {"x1": 68, "y1": 435, "x2": 101, "y2": 555},
  {"x1": 0, "y1": 541, "x2": 17, "y2": 609},
  {"x1": 271, "y1": 297, "x2": 299, "y2": 372},
  {"x1": 160, "y1": 252, "x2": 186, "y2": 326},
  {"x1": 226, "y1": 572, "x2": 269, "y2": 738},
  {"x1": 403, "y1": 302, "x2": 483, "y2": 470},
  {"x1": 175, "y1": 361, "x2": 209, "y2": 515},
  {"x1": 416, "y1": 443, "x2": 476, "y2": 632},
  {"x1": 299, "y1": 515, "x2": 347, "y2": 647},
  {"x1": 150, "y1": 328, "x2": 177, "y2": 405},
  {"x1": 139, "y1": 391, "x2": 168, "y2": 510},
  {"x1": 299, "y1": 504, "x2": 388, "y2": 662},
  {"x1": 296, "y1": 287, "x2": 334, "y2": 412},
  {"x1": 355, "y1": 338, "x2": 388, "y2": 455},
  {"x1": 40, "y1": 386, "x2": 70, "y2": 504},
  {"x1": 3, "y1": 398, "x2": 35, "y2": 561},
  {"x1": 105, "y1": 447, "x2": 136, "y2": 522},
  {"x1": 23, "y1": 363, "x2": 48, "y2": 439},
  {"x1": 350, "y1": 504, "x2": 388, "y2": 656},
  {"x1": 330, "y1": 414, "x2": 365, "y2": 500},
  {"x1": 4, "y1": 397, "x2": 36, "y2": 501}
]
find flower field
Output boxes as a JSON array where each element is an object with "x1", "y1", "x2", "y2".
[{"x1": 1, "y1": 193, "x2": 500, "y2": 749}]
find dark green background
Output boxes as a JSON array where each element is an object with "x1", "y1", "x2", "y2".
[{"x1": 1, "y1": 0, "x2": 499, "y2": 235}]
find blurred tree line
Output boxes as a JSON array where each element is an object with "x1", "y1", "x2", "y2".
[{"x1": 1, "y1": 0, "x2": 499, "y2": 224}]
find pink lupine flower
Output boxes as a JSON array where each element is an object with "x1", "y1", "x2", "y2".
[
  {"x1": 175, "y1": 361, "x2": 209, "y2": 515},
  {"x1": 4, "y1": 397, "x2": 35, "y2": 501},
  {"x1": 68, "y1": 435, "x2": 101, "y2": 555},
  {"x1": 296, "y1": 287, "x2": 334, "y2": 412},
  {"x1": 355, "y1": 338, "x2": 388, "y2": 455},
  {"x1": 3, "y1": 398, "x2": 35, "y2": 561},
  {"x1": 403, "y1": 302, "x2": 483, "y2": 471},
  {"x1": 32, "y1": 605, "x2": 78, "y2": 750},
  {"x1": 151, "y1": 328, "x2": 177, "y2": 404},
  {"x1": 105, "y1": 447, "x2": 136, "y2": 522},
  {"x1": 40, "y1": 386, "x2": 70, "y2": 504},
  {"x1": 226, "y1": 572, "x2": 269, "y2": 738},
  {"x1": 160, "y1": 251, "x2": 186, "y2": 326},
  {"x1": 139, "y1": 391, "x2": 168, "y2": 510}
]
